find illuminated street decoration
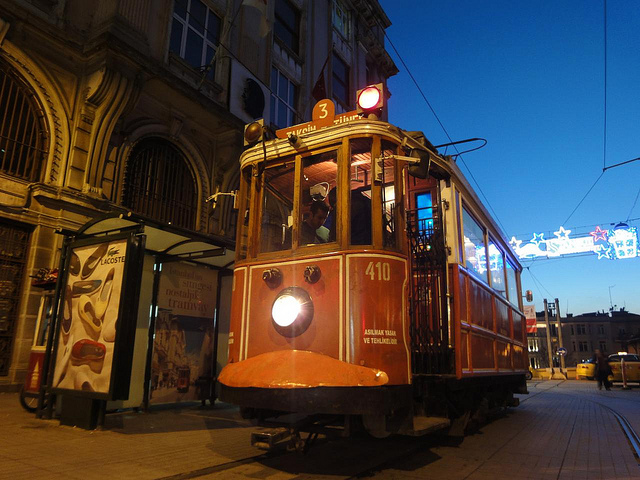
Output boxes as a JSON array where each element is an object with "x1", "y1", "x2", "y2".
[{"x1": 510, "y1": 223, "x2": 639, "y2": 261}]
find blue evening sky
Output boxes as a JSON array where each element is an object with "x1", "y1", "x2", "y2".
[{"x1": 380, "y1": 1, "x2": 640, "y2": 315}]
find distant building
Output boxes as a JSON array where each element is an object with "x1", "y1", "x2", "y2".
[
  {"x1": 0, "y1": 0, "x2": 397, "y2": 391},
  {"x1": 527, "y1": 307, "x2": 640, "y2": 368}
]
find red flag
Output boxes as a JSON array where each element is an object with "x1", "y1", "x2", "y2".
[{"x1": 311, "y1": 70, "x2": 327, "y2": 102}]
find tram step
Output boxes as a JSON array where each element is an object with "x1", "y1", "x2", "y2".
[
  {"x1": 251, "y1": 428, "x2": 291, "y2": 450},
  {"x1": 405, "y1": 416, "x2": 450, "y2": 436}
]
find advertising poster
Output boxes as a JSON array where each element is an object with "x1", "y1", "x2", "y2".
[
  {"x1": 149, "y1": 263, "x2": 217, "y2": 405},
  {"x1": 52, "y1": 239, "x2": 127, "y2": 394}
]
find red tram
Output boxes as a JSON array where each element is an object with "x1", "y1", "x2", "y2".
[{"x1": 218, "y1": 86, "x2": 528, "y2": 440}]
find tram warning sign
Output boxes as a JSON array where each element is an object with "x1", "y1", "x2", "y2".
[{"x1": 557, "y1": 347, "x2": 567, "y2": 356}]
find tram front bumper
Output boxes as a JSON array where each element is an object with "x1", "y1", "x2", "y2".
[{"x1": 218, "y1": 350, "x2": 389, "y2": 389}]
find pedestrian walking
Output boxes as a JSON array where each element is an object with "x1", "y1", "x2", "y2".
[{"x1": 593, "y1": 349, "x2": 612, "y2": 391}]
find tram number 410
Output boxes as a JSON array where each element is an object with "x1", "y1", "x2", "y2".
[{"x1": 365, "y1": 261, "x2": 391, "y2": 281}]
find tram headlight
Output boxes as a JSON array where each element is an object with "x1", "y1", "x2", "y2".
[{"x1": 271, "y1": 287, "x2": 314, "y2": 337}]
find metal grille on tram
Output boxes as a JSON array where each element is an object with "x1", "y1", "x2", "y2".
[{"x1": 406, "y1": 208, "x2": 451, "y2": 375}]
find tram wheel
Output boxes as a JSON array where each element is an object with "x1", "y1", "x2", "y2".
[{"x1": 19, "y1": 385, "x2": 44, "y2": 413}]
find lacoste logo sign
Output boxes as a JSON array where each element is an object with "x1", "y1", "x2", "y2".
[{"x1": 101, "y1": 246, "x2": 126, "y2": 265}]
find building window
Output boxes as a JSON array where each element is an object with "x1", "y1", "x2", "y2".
[
  {"x1": 576, "y1": 324, "x2": 586, "y2": 335},
  {"x1": 578, "y1": 341, "x2": 588, "y2": 352},
  {"x1": 332, "y1": 0, "x2": 350, "y2": 39},
  {"x1": 122, "y1": 138, "x2": 197, "y2": 230},
  {"x1": 169, "y1": 0, "x2": 221, "y2": 80},
  {"x1": 0, "y1": 61, "x2": 48, "y2": 181},
  {"x1": 274, "y1": 0, "x2": 300, "y2": 54},
  {"x1": 270, "y1": 67, "x2": 297, "y2": 129},
  {"x1": 599, "y1": 341, "x2": 607, "y2": 352},
  {"x1": 332, "y1": 52, "x2": 350, "y2": 109},
  {"x1": 572, "y1": 341, "x2": 576, "y2": 352},
  {"x1": 570, "y1": 325, "x2": 574, "y2": 335},
  {"x1": 598, "y1": 324, "x2": 605, "y2": 334}
]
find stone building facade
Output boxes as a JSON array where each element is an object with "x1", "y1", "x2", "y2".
[
  {"x1": 0, "y1": 0, "x2": 397, "y2": 390},
  {"x1": 527, "y1": 307, "x2": 640, "y2": 369}
]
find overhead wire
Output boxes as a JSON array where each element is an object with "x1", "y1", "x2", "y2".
[
  {"x1": 561, "y1": 171, "x2": 605, "y2": 226},
  {"x1": 382, "y1": 30, "x2": 510, "y2": 237},
  {"x1": 603, "y1": 0, "x2": 608, "y2": 171},
  {"x1": 626, "y1": 186, "x2": 640, "y2": 222}
]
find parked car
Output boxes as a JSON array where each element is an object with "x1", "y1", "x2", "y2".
[
  {"x1": 576, "y1": 357, "x2": 596, "y2": 380},
  {"x1": 608, "y1": 353, "x2": 640, "y2": 383}
]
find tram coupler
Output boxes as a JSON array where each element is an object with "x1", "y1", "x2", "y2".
[{"x1": 251, "y1": 427, "x2": 291, "y2": 450}]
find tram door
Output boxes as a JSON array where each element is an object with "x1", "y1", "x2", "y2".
[{"x1": 406, "y1": 179, "x2": 450, "y2": 375}]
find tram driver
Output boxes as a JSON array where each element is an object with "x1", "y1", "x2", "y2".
[{"x1": 301, "y1": 201, "x2": 330, "y2": 245}]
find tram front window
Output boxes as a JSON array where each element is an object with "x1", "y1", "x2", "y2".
[
  {"x1": 300, "y1": 150, "x2": 337, "y2": 246},
  {"x1": 261, "y1": 159, "x2": 295, "y2": 253},
  {"x1": 349, "y1": 138, "x2": 373, "y2": 245}
]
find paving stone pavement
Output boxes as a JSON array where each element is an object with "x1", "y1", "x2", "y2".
[{"x1": 0, "y1": 381, "x2": 639, "y2": 479}]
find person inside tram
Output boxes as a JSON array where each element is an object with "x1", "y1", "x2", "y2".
[
  {"x1": 328, "y1": 187, "x2": 372, "y2": 245},
  {"x1": 300, "y1": 200, "x2": 330, "y2": 245}
]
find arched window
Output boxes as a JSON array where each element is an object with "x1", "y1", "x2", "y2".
[
  {"x1": 122, "y1": 138, "x2": 197, "y2": 230},
  {"x1": 0, "y1": 60, "x2": 48, "y2": 181}
]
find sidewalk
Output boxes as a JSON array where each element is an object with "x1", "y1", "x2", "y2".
[
  {"x1": 1, "y1": 381, "x2": 639, "y2": 479},
  {"x1": 0, "y1": 392, "x2": 257, "y2": 479}
]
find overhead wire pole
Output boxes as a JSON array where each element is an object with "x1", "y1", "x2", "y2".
[
  {"x1": 555, "y1": 298, "x2": 566, "y2": 376},
  {"x1": 543, "y1": 299, "x2": 554, "y2": 373}
]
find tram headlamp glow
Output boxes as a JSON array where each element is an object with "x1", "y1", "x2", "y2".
[
  {"x1": 272, "y1": 294, "x2": 301, "y2": 327},
  {"x1": 271, "y1": 287, "x2": 314, "y2": 337}
]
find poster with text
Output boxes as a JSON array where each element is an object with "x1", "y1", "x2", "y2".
[
  {"x1": 52, "y1": 239, "x2": 127, "y2": 395},
  {"x1": 149, "y1": 263, "x2": 218, "y2": 405}
]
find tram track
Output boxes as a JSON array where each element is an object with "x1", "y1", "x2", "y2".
[
  {"x1": 524, "y1": 380, "x2": 640, "y2": 468},
  {"x1": 155, "y1": 381, "x2": 640, "y2": 479}
]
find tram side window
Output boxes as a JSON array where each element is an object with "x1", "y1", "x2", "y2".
[
  {"x1": 506, "y1": 259, "x2": 519, "y2": 306},
  {"x1": 300, "y1": 150, "x2": 337, "y2": 246},
  {"x1": 381, "y1": 140, "x2": 397, "y2": 248},
  {"x1": 349, "y1": 138, "x2": 373, "y2": 245},
  {"x1": 462, "y1": 206, "x2": 488, "y2": 283},
  {"x1": 261, "y1": 160, "x2": 295, "y2": 253},
  {"x1": 487, "y1": 237, "x2": 506, "y2": 298}
]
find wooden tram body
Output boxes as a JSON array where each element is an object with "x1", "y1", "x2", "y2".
[{"x1": 218, "y1": 101, "x2": 528, "y2": 437}]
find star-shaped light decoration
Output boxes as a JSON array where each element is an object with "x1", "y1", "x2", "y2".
[
  {"x1": 531, "y1": 232, "x2": 545, "y2": 246},
  {"x1": 589, "y1": 225, "x2": 608, "y2": 242},
  {"x1": 553, "y1": 226, "x2": 571, "y2": 240},
  {"x1": 509, "y1": 236, "x2": 522, "y2": 250},
  {"x1": 596, "y1": 245, "x2": 613, "y2": 260}
]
